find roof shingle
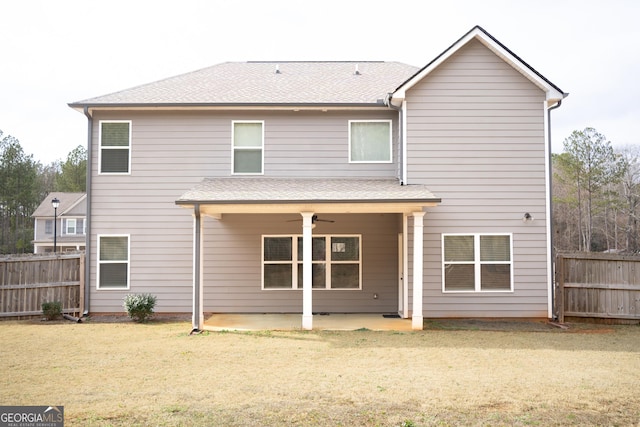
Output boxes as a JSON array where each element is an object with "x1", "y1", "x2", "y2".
[
  {"x1": 71, "y1": 62, "x2": 419, "y2": 106},
  {"x1": 177, "y1": 178, "x2": 439, "y2": 204}
]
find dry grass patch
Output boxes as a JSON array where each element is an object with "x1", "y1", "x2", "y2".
[{"x1": 0, "y1": 318, "x2": 638, "y2": 426}]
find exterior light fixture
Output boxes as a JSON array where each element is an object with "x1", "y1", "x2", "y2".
[{"x1": 52, "y1": 197, "x2": 60, "y2": 253}]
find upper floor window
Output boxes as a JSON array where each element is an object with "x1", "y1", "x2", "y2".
[
  {"x1": 45, "y1": 220, "x2": 53, "y2": 234},
  {"x1": 442, "y1": 233, "x2": 513, "y2": 292},
  {"x1": 100, "y1": 121, "x2": 131, "y2": 174},
  {"x1": 66, "y1": 219, "x2": 76, "y2": 235},
  {"x1": 232, "y1": 121, "x2": 263, "y2": 174},
  {"x1": 349, "y1": 120, "x2": 392, "y2": 163},
  {"x1": 62, "y1": 219, "x2": 84, "y2": 235}
]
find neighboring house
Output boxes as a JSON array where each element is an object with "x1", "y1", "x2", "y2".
[
  {"x1": 32, "y1": 192, "x2": 87, "y2": 254},
  {"x1": 69, "y1": 26, "x2": 566, "y2": 330}
]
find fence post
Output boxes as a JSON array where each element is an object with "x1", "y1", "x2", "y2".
[{"x1": 555, "y1": 254, "x2": 565, "y2": 323}]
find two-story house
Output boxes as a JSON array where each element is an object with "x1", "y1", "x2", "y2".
[
  {"x1": 32, "y1": 192, "x2": 86, "y2": 254},
  {"x1": 69, "y1": 26, "x2": 566, "y2": 330}
]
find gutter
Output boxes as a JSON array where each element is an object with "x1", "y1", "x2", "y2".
[
  {"x1": 547, "y1": 100, "x2": 563, "y2": 320},
  {"x1": 68, "y1": 101, "x2": 388, "y2": 112},
  {"x1": 83, "y1": 106, "x2": 92, "y2": 316}
]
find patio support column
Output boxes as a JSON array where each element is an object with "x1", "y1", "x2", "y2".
[
  {"x1": 301, "y1": 212, "x2": 314, "y2": 330},
  {"x1": 192, "y1": 204, "x2": 204, "y2": 331},
  {"x1": 412, "y1": 212, "x2": 425, "y2": 330}
]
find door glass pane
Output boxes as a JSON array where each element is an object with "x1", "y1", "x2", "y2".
[
  {"x1": 481, "y1": 265, "x2": 511, "y2": 290},
  {"x1": 444, "y1": 264, "x2": 474, "y2": 290},
  {"x1": 331, "y1": 264, "x2": 359, "y2": 288},
  {"x1": 264, "y1": 237, "x2": 292, "y2": 261},
  {"x1": 480, "y1": 235, "x2": 510, "y2": 261},
  {"x1": 444, "y1": 235, "x2": 474, "y2": 262},
  {"x1": 264, "y1": 264, "x2": 292, "y2": 288}
]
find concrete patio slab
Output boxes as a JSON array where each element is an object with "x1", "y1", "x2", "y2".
[{"x1": 203, "y1": 313, "x2": 414, "y2": 331}]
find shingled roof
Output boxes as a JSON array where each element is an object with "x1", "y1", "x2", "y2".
[
  {"x1": 69, "y1": 61, "x2": 419, "y2": 107},
  {"x1": 176, "y1": 178, "x2": 440, "y2": 205}
]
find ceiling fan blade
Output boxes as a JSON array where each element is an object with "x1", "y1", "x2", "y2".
[{"x1": 285, "y1": 215, "x2": 335, "y2": 224}]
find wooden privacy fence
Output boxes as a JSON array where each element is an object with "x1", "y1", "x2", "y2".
[
  {"x1": 0, "y1": 253, "x2": 84, "y2": 318},
  {"x1": 555, "y1": 252, "x2": 640, "y2": 322}
]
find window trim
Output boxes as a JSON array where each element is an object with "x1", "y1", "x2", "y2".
[
  {"x1": 97, "y1": 234, "x2": 131, "y2": 291},
  {"x1": 232, "y1": 120, "x2": 264, "y2": 175},
  {"x1": 99, "y1": 120, "x2": 132, "y2": 175},
  {"x1": 262, "y1": 234, "x2": 362, "y2": 290},
  {"x1": 441, "y1": 233, "x2": 513, "y2": 293},
  {"x1": 65, "y1": 218, "x2": 77, "y2": 235},
  {"x1": 348, "y1": 119, "x2": 393, "y2": 164}
]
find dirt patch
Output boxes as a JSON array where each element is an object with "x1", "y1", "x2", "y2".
[
  {"x1": 424, "y1": 318, "x2": 559, "y2": 332},
  {"x1": 423, "y1": 318, "x2": 623, "y2": 333},
  {"x1": 82, "y1": 313, "x2": 191, "y2": 324}
]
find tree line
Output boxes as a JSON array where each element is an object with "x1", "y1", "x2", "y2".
[
  {"x1": 1, "y1": 126, "x2": 637, "y2": 255},
  {"x1": 553, "y1": 127, "x2": 639, "y2": 254},
  {"x1": 0, "y1": 129, "x2": 86, "y2": 254}
]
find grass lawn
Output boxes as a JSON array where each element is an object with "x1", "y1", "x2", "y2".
[{"x1": 0, "y1": 317, "x2": 639, "y2": 426}]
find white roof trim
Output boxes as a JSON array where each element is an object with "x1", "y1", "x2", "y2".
[{"x1": 391, "y1": 27, "x2": 566, "y2": 107}]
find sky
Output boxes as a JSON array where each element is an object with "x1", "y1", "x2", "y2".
[{"x1": 1, "y1": 0, "x2": 638, "y2": 164}]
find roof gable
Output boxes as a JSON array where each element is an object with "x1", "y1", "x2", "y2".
[
  {"x1": 31, "y1": 192, "x2": 86, "y2": 217},
  {"x1": 390, "y1": 26, "x2": 567, "y2": 107}
]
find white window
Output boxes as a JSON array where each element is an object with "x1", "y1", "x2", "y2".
[
  {"x1": 232, "y1": 121, "x2": 263, "y2": 174},
  {"x1": 100, "y1": 120, "x2": 131, "y2": 174},
  {"x1": 97, "y1": 235, "x2": 130, "y2": 290},
  {"x1": 66, "y1": 219, "x2": 77, "y2": 235},
  {"x1": 349, "y1": 120, "x2": 392, "y2": 163},
  {"x1": 442, "y1": 233, "x2": 513, "y2": 292},
  {"x1": 262, "y1": 235, "x2": 361, "y2": 290}
]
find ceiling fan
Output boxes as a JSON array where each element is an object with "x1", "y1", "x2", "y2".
[{"x1": 287, "y1": 214, "x2": 335, "y2": 224}]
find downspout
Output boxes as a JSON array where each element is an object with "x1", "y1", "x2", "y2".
[
  {"x1": 547, "y1": 100, "x2": 562, "y2": 320},
  {"x1": 83, "y1": 106, "x2": 92, "y2": 316},
  {"x1": 384, "y1": 94, "x2": 405, "y2": 185}
]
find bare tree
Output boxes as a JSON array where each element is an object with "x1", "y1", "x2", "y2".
[{"x1": 556, "y1": 128, "x2": 625, "y2": 251}]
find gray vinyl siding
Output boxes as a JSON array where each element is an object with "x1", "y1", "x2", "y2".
[
  {"x1": 33, "y1": 218, "x2": 53, "y2": 241},
  {"x1": 405, "y1": 39, "x2": 549, "y2": 318},
  {"x1": 88, "y1": 110, "x2": 399, "y2": 313},
  {"x1": 202, "y1": 213, "x2": 400, "y2": 313}
]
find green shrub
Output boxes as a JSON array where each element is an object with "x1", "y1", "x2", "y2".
[
  {"x1": 123, "y1": 293, "x2": 157, "y2": 323},
  {"x1": 42, "y1": 301, "x2": 62, "y2": 320}
]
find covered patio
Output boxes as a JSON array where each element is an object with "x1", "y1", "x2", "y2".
[
  {"x1": 176, "y1": 177, "x2": 440, "y2": 332},
  {"x1": 204, "y1": 313, "x2": 414, "y2": 331}
]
